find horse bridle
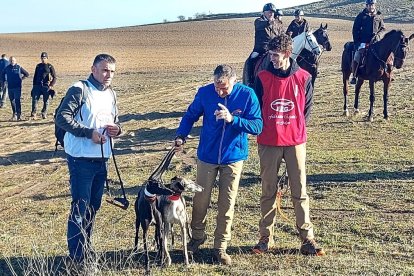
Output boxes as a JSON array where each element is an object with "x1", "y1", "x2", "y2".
[
  {"x1": 304, "y1": 32, "x2": 321, "y2": 55},
  {"x1": 371, "y1": 37, "x2": 408, "y2": 69},
  {"x1": 393, "y1": 39, "x2": 409, "y2": 65}
]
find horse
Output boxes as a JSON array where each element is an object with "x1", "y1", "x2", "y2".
[
  {"x1": 341, "y1": 30, "x2": 414, "y2": 121},
  {"x1": 243, "y1": 30, "x2": 321, "y2": 88},
  {"x1": 296, "y1": 24, "x2": 332, "y2": 87}
]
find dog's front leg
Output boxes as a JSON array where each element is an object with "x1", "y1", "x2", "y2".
[{"x1": 163, "y1": 222, "x2": 172, "y2": 267}]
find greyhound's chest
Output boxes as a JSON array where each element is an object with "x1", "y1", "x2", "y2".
[{"x1": 165, "y1": 200, "x2": 186, "y2": 224}]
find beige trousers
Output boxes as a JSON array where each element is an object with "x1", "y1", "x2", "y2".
[
  {"x1": 257, "y1": 143, "x2": 314, "y2": 241},
  {"x1": 191, "y1": 159, "x2": 243, "y2": 250}
]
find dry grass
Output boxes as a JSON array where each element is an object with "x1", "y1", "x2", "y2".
[{"x1": 0, "y1": 17, "x2": 414, "y2": 275}]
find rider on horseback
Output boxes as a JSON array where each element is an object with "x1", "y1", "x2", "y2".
[
  {"x1": 286, "y1": 9, "x2": 309, "y2": 39},
  {"x1": 246, "y1": 3, "x2": 284, "y2": 87},
  {"x1": 350, "y1": 0, "x2": 385, "y2": 85}
]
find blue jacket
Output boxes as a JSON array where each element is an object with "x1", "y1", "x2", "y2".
[
  {"x1": 1, "y1": 64, "x2": 29, "y2": 89},
  {"x1": 176, "y1": 82, "x2": 263, "y2": 165}
]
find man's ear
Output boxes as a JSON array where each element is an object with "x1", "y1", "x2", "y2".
[{"x1": 284, "y1": 51, "x2": 292, "y2": 59}]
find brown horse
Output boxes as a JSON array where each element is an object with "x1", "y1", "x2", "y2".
[{"x1": 341, "y1": 30, "x2": 414, "y2": 121}]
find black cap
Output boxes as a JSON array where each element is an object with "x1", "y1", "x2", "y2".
[{"x1": 41, "y1": 52, "x2": 48, "y2": 58}]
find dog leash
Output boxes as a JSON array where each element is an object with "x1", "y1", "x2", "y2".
[
  {"x1": 100, "y1": 129, "x2": 129, "y2": 210},
  {"x1": 148, "y1": 146, "x2": 175, "y2": 181}
]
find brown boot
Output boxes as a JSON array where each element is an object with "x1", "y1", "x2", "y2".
[{"x1": 213, "y1": 249, "x2": 232, "y2": 265}]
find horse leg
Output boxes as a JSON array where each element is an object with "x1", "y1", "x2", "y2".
[
  {"x1": 383, "y1": 77, "x2": 391, "y2": 120},
  {"x1": 342, "y1": 73, "x2": 349, "y2": 116},
  {"x1": 368, "y1": 80, "x2": 375, "y2": 122},
  {"x1": 353, "y1": 78, "x2": 364, "y2": 115}
]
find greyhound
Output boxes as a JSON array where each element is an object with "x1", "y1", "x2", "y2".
[
  {"x1": 160, "y1": 177, "x2": 203, "y2": 266},
  {"x1": 134, "y1": 148, "x2": 175, "y2": 273}
]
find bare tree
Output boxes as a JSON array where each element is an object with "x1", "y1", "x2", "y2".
[{"x1": 177, "y1": 15, "x2": 186, "y2": 21}]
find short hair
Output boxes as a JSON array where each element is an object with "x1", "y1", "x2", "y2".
[
  {"x1": 1, "y1": 54, "x2": 6, "y2": 58},
  {"x1": 93, "y1": 54, "x2": 116, "y2": 66},
  {"x1": 267, "y1": 34, "x2": 293, "y2": 53},
  {"x1": 213, "y1": 64, "x2": 236, "y2": 82}
]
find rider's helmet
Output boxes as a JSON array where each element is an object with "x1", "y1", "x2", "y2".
[
  {"x1": 263, "y1": 3, "x2": 277, "y2": 13},
  {"x1": 366, "y1": 0, "x2": 377, "y2": 4},
  {"x1": 294, "y1": 9, "x2": 305, "y2": 16},
  {"x1": 276, "y1": 9, "x2": 284, "y2": 16}
]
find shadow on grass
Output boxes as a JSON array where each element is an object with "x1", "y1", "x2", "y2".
[
  {"x1": 0, "y1": 248, "x2": 170, "y2": 276},
  {"x1": 239, "y1": 169, "x2": 414, "y2": 189}
]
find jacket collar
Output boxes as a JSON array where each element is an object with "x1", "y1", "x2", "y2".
[{"x1": 87, "y1": 74, "x2": 111, "y2": 91}]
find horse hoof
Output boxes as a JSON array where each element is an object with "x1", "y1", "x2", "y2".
[
  {"x1": 343, "y1": 110, "x2": 349, "y2": 117},
  {"x1": 369, "y1": 116, "x2": 374, "y2": 122},
  {"x1": 354, "y1": 109, "x2": 360, "y2": 115},
  {"x1": 384, "y1": 116, "x2": 389, "y2": 121}
]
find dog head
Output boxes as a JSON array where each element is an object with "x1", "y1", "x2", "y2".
[
  {"x1": 146, "y1": 179, "x2": 174, "y2": 196},
  {"x1": 170, "y1": 176, "x2": 204, "y2": 194}
]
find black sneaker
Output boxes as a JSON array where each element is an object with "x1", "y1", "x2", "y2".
[
  {"x1": 300, "y1": 239, "x2": 326, "y2": 256},
  {"x1": 187, "y1": 235, "x2": 207, "y2": 253},
  {"x1": 213, "y1": 249, "x2": 232, "y2": 265}
]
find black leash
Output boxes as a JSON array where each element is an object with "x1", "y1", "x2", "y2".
[{"x1": 100, "y1": 129, "x2": 129, "y2": 210}]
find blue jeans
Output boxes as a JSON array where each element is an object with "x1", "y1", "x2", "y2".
[
  {"x1": 66, "y1": 155, "x2": 108, "y2": 261},
  {"x1": 8, "y1": 87, "x2": 21, "y2": 115}
]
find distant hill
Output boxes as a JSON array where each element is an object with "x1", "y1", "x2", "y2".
[{"x1": 198, "y1": 0, "x2": 414, "y2": 24}]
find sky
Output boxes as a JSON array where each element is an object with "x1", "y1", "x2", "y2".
[{"x1": 0, "y1": 0, "x2": 319, "y2": 34}]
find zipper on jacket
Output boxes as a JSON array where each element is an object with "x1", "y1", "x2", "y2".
[{"x1": 217, "y1": 97, "x2": 227, "y2": 164}]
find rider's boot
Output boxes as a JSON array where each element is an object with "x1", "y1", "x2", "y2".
[{"x1": 350, "y1": 60, "x2": 358, "y2": 85}]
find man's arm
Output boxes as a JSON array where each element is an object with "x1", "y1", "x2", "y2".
[
  {"x1": 33, "y1": 65, "x2": 39, "y2": 85},
  {"x1": 55, "y1": 84, "x2": 94, "y2": 138},
  {"x1": 20, "y1": 67, "x2": 29, "y2": 80},
  {"x1": 49, "y1": 65, "x2": 57, "y2": 87},
  {"x1": 352, "y1": 14, "x2": 362, "y2": 44}
]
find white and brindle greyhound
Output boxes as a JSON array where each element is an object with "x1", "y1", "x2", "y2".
[
  {"x1": 160, "y1": 177, "x2": 203, "y2": 266},
  {"x1": 134, "y1": 148, "x2": 175, "y2": 273}
]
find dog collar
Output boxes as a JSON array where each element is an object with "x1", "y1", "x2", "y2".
[
  {"x1": 168, "y1": 194, "x2": 181, "y2": 201},
  {"x1": 144, "y1": 188, "x2": 156, "y2": 202}
]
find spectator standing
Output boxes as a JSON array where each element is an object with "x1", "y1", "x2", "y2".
[
  {"x1": 175, "y1": 64, "x2": 262, "y2": 265},
  {"x1": 31, "y1": 52, "x2": 57, "y2": 119},
  {"x1": 55, "y1": 54, "x2": 122, "y2": 264},
  {"x1": 251, "y1": 34, "x2": 325, "y2": 256},
  {"x1": 1, "y1": 56, "x2": 29, "y2": 121}
]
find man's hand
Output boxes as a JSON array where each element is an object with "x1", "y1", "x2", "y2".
[
  {"x1": 174, "y1": 137, "x2": 184, "y2": 152},
  {"x1": 214, "y1": 103, "x2": 233, "y2": 123},
  {"x1": 91, "y1": 130, "x2": 107, "y2": 144},
  {"x1": 105, "y1": 124, "x2": 120, "y2": 137}
]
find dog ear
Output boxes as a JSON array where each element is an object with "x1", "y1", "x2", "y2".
[{"x1": 171, "y1": 176, "x2": 178, "y2": 181}]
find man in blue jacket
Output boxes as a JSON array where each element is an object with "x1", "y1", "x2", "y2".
[
  {"x1": 174, "y1": 64, "x2": 263, "y2": 265},
  {"x1": 1, "y1": 56, "x2": 29, "y2": 121}
]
